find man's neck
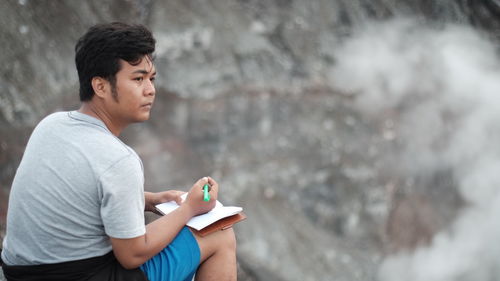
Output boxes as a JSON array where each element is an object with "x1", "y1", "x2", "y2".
[{"x1": 78, "y1": 102, "x2": 123, "y2": 136}]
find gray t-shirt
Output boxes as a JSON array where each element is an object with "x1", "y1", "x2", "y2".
[{"x1": 1, "y1": 111, "x2": 146, "y2": 265}]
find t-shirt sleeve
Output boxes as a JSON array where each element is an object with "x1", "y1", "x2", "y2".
[{"x1": 99, "y1": 154, "x2": 146, "y2": 239}]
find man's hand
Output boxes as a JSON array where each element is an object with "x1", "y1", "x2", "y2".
[
  {"x1": 144, "y1": 190, "x2": 185, "y2": 214},
  {"x1": 182, "y1": 177, "x2": 219, "y2": 217}
]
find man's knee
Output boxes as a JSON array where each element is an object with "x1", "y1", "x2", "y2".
[
  {"x1": 193, "y1": 227, "x2": 237, "y2": 262},
  {"x1": 210, "y1": 227, "x2": 236, "y2": 255},
  {"x1": 220, "y1": 228, "x2": 236, "y2": 251}
]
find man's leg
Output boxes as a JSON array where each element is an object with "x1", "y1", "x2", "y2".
[
  {"x1": 192, "y1": 228, "x2": 237, "y2": 281},
  {"x1": 140, "y1": 227, "x2": 200, "y2": 281}
]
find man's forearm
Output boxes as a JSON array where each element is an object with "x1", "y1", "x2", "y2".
[
  {"x1": 144, "y1": 191, "x2": 156, "y2": 212},
  {"x1": 113, "y1": 177, "x2": 215, "y2": 269},
  {"x1": 111, "y1": 204, "x2": 194, "y2": 269},
  {"x1": 145, "y1": 204, "x2": 194, "y2": 247}
]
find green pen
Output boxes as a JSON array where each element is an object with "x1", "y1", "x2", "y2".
[{"x1": 203, "y1": 183, "x2": 210, "y2": 201}]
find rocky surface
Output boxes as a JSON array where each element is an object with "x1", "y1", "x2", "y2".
[{"x1": 1, "y1": 1, "x2": 500, "y2": 280}]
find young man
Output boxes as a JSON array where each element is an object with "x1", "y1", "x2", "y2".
[{"x1": 1, "y1": 22, "x2": 237, "y2": 281}]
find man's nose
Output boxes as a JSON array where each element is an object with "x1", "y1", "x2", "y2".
[{"x1": 145, "y1": 79, "x2": 155, "y2": 96}]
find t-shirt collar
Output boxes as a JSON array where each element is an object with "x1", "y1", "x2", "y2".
[{"x1": 68, "y1": 110, "x2": 111, "y2": 133}]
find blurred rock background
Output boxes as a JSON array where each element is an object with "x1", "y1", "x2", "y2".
[{"x1": 1, "y1": 1, "x2": 500, "y2": 280}]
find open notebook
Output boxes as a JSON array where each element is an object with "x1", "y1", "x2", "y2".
[{"x1": 155, "y1": 193, "x2": 246, "y2": 236}]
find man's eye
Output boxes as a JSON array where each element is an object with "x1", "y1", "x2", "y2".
[
  {"x1": 150, "y1": 77, "x2": 156, "y2": 82},
  {"x1": 134, "y1": 77, "x2": 143, "y2": 82}
]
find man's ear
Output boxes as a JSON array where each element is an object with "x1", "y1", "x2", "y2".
[{"x1": 91, "y1": 77, "x2": 109, "y2": 98}]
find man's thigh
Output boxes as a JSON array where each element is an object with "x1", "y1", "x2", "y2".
[{"x1": 140, "y1": 227, "x2": 200, "y2": 281}]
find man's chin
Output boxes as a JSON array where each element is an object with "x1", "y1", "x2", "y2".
[{"x1": 135, "y1": 113, "x2": 151, "y2": 123}]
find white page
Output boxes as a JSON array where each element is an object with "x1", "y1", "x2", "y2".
[{"x1": 155, "y1": 193, "x2": 242, "y2": 231}]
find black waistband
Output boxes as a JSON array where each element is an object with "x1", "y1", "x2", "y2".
[{"x1": 1, "y1": 252, "x2": 148, "y2": 281}]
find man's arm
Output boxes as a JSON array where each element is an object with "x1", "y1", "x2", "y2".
[
  {"x1": 144, "y1": 190, "x2": 184, "y2": 214},
  {"x1": 110, "y1": 177, "x2": 218, "y2": 269}
]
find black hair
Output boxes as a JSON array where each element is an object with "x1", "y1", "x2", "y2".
[{"x1": 75, "y1": 22, "x2": 156, "y2": 101}]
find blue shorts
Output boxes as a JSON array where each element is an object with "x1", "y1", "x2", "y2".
[{"x1": 140, "y1": 227, "x2": 200, "y2": 281}]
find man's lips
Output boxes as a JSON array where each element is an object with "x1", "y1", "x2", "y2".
[{"x1": 141, "y1": 102, "x2": 153, "y2": 108}]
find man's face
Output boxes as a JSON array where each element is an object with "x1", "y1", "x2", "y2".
[{"x1": 106, "y1": 56, "x2": 156, "y2": 125}]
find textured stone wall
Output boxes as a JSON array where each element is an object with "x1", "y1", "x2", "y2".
[{"x1": 1, "y1": 1, "x2": 500, "y2": 280}]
